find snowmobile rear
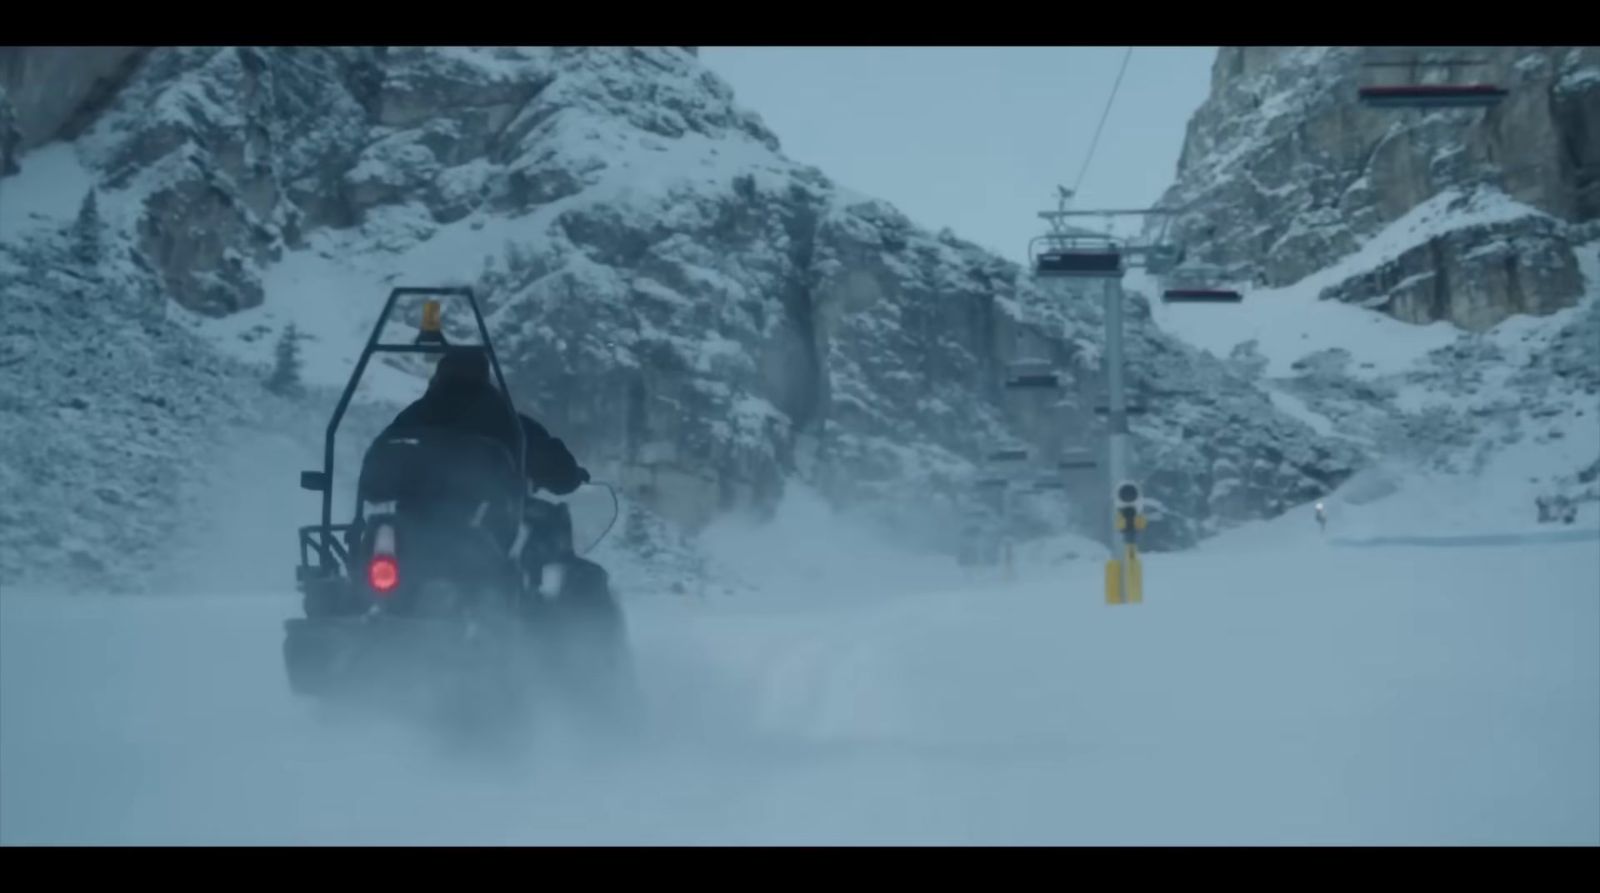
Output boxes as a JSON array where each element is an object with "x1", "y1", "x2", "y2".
[{"x1": 283, "y1": 287, "x2": 632, "y2": 728}]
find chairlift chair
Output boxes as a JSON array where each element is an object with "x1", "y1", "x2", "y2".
[
  {"x1": 1004, "y1": 359, "x2": 1062, "y2": 391},
  {"x1": 1030, "y1": 232, "x2": 1124, "y2": 279},
  {"x1": 1162, "y1": 264, "x2": 1243, "y2": 304},
  {"x1": 1058, "y1": 452, "x2": 1098, "y2": 471},
  {"x1": 1359, "y1": 84, "x2": 1508, "y2": 108},
  {"x1": 1163, "y1": 286, "x2": 1243, "y2": 304},
  {"x1": 1094, "y1": 405, "x2": 1148, "y2": 416},
  {"x1": 1357, "y1": 53, "x2": 1508, "y2": 110},
  {"x1": 1006, "y1": 372, "x2": 1063, "y2": 390}
]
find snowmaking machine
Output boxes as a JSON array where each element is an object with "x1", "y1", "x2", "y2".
[{"x1": 283, "y1": 287, "x2": 631, "y2": 727}]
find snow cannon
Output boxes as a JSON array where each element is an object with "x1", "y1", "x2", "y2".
[
  {"x1": 1114, "y1": 481, "x2": 1146, "y2": 534},
  {"x1": 1106, "y1": 480, "x2": 1146, "y2": 606}
]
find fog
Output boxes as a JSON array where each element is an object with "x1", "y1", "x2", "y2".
[{"x1": 3, "y1": 436, "x2": 1597, "y2": 845}]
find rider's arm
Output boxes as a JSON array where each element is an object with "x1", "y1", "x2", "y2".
[{"x1": 520, "y1": 414, "x2": 589, "y2": 495}]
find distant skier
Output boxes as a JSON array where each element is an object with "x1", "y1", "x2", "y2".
[{"x1": 1314, "y1": 501, "x2": 1327, "y2": 534}]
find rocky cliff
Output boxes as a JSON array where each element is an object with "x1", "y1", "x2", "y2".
[
  {"x1": 1148, "y1": 46, "x2": 1600, "y2": 525},
  {"x1": 1154, "y1": 46, "x2": 1599, "y2": 332}
]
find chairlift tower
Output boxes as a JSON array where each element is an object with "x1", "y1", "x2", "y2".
[{"x1": 1027, "y1": 192, "x2": 1240, "y2": 552}]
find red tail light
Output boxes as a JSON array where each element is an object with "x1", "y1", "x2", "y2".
[{"x1": 368, "y1": 556, "x2": 399, "y2": 594}]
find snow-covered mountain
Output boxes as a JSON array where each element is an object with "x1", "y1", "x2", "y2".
[
  {"x1": 2, "y1": 46, "x2": 1373, "y2": 591},
  {"x1": 1146, "y1": 46, "x2": 1600, "y2": 527},
  {"x1": 1154, "y1": 46, "x2": 1598, "y2": 330}
]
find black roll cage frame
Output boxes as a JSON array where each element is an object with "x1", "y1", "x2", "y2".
[{"x1": 297, "y1": 286, "x2": 525, "y2": 579}]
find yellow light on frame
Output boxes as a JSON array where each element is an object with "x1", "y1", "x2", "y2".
[{"x1": 420, "y1": 300, "x2": 442, "y2": 333}]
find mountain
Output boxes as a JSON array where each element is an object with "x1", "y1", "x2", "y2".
[
  {"x1": 1146, "y1": 46, "x2": 1599, "y2": 524},
  {"x1": 1154, "y1": 46, "x2": 1599, "y2": 329},
  {"x1": 39, "y1": 46, "x2": 1592, "y2": 591}
]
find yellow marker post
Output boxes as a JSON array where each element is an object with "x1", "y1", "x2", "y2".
[
  {"x1": 1125, "y1": 542, "x2": 1143, "y2": 604},
  {"x1": 1106, "y1": 510, "x2": 1128, "y2": 605},
  {"x1": 1105, "y1": 557, "x2": 1124, "y2": 605}
]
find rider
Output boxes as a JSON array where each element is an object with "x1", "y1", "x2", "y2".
[{"x1": 380, "y1": 346, "x2": 590, "y2": 497}]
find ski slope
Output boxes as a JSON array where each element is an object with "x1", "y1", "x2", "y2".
[{"x1": 3, "y1": 471, "x2": 1596, "y2": 845}]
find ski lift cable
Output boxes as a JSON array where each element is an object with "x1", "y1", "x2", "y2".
[{"x1": 1070, "y1": 47, "x2": 1135, "y2": 201}]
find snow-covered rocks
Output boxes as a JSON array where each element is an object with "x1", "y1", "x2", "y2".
[
  {"x1": 1155, "y1": 46, "x2": 1599, "y2": 329},
  {"x1": 1148, "y1": 46, "x2": 1599, "y2": 535}
]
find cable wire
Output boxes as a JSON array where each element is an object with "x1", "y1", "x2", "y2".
[{"x1": 1071, "y1": 47, "x2": 1135, "y2": 199}]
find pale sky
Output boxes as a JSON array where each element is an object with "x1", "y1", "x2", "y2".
[{"x1": 701, "y1": 46, "x2": 1217, "y2": 263}]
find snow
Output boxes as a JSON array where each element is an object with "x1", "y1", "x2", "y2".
[
  {"x1": 1322, "y1": 187, "x2": 1555, "y2": 283},
  {"x1": 1265, "y1": 386, "x2": 1339, "y2": 438},
  {"x1": 1386, "y1": 241, "x2": 1600, "y2": 428},
  {"x1": 1557, "y1": 66, "x2": 1600, "y2": 93},
  {"x1": 172, "y1": 241, "x2": 435, "y2": 406},
  {"x1": 0, "y1": 143, "x2": 95, "y2": 239},
  {"x1": 1152, "y1": 189, "x2": 1557, "y2": 379},
  {"x1": 3, "y1": 459, "x2": 1596, "y2": 844}
]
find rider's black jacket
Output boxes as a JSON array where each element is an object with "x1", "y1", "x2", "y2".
[{"x1": 380, "y1": 378, "x2": 589, "y2": 496}]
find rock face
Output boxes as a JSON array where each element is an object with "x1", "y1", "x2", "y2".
[
  {"x1": 0, "y1": 218, "x2": 406, "y2": 592},
  {"x1": 1147, "y1": 44, "x2": 1599, "y2": 527},
  {"x1": 0, "y1": 47, "x2": 148, "y2": 152},
  {"x1": 0, "y1": 225, "x2": 272, "y2": 589},
  {"x1": 1155, "y1": 47, "x2": 1600, "y2": 331},
  {"x1": 1318, "y1": 212, "x2": 1579, "y2": 327},
  {"x1": 1269, "y1": 280, "x2": 1599, "y2": 486},
  {"x1": 2, "y1": 46, "x2": 1366, "y2": 592}
]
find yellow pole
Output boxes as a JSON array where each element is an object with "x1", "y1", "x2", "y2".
[
  {"x1": 1125, "y1": 543, "x2": 1143, "y2": 604},
  {"x1": 1105, "y1": 557, "x2": 1123, "y2": 604}
]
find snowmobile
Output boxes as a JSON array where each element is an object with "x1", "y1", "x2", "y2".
[{"x1": 283, "y1": 286, "x2": 632, "y2": 730}]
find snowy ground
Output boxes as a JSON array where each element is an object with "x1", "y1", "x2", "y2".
[
  {"x1": 3, "y1": 466, "x2": 1596, "y2": 845},
  {"x1": 1144, "y1": 188, "x2": 1560, "y2": 380}
]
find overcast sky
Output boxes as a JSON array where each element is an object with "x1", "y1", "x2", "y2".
[{"x1": 701, "y1": 47, "x2": 1217, "y2": 263}]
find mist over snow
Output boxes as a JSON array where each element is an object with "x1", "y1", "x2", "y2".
[{"x1": 2, "y1": 472, "x2": 1596, "y2": 844}]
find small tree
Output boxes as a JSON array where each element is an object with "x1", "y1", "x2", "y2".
[
  {"x1": 72, "y1": 188, "x2": 103, "y2": 267},
  {"x1": 266, "y1": 324, "x2": 305, "y2": 398}
]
